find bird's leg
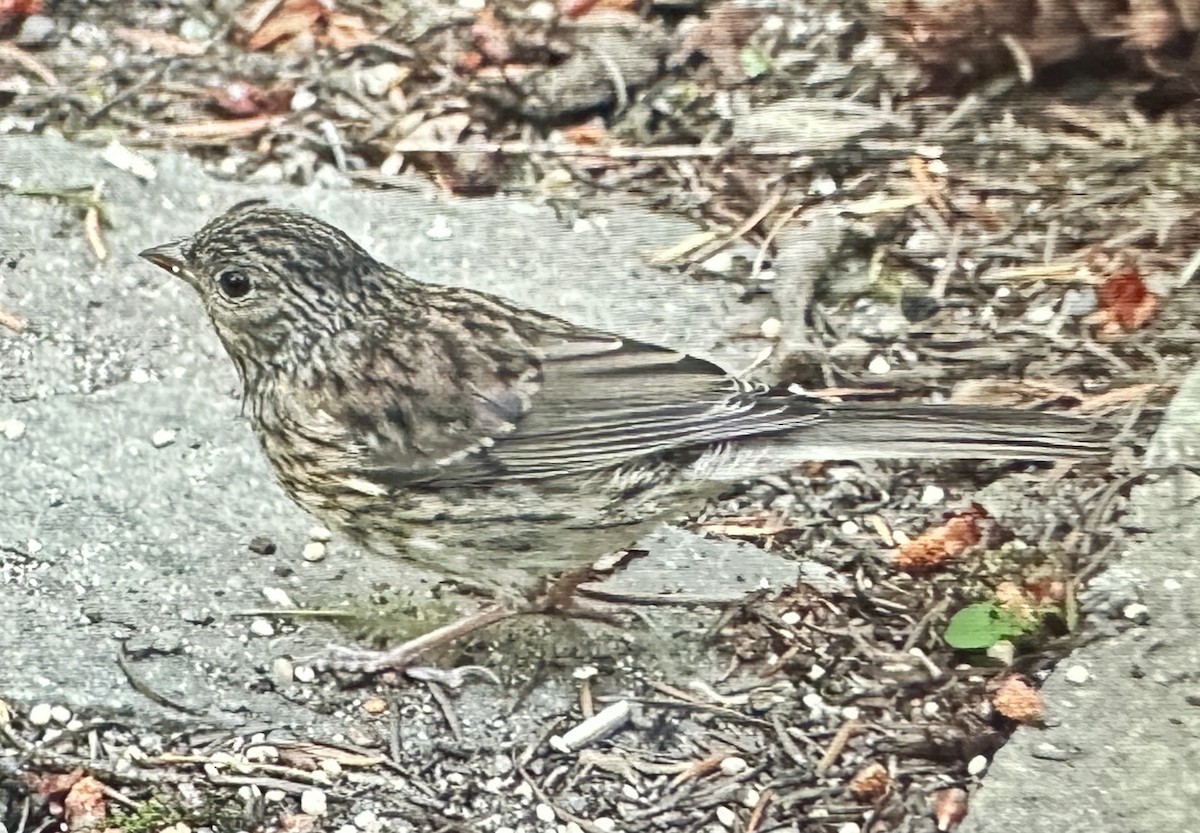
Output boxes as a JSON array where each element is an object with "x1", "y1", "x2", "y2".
[
  {"x1": 317, "y1": 561, "x2": 636, "y2": 677},
  {"x1": 318, "y1": 604, "x2": 515, "y2": 675}
]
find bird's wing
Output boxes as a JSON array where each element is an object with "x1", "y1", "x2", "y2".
[
  {"x1": 362, "y1": 330, "x2": 822, "y2": 488},
  {"x1": 471, "y1": 334, "x2": 821, "y2": 479}
]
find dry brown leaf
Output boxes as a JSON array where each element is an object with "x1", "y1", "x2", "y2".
[
  {"x1": 561, "y1": 118, "x2": 611, "y2": 146},
  {"x1": 932, "y1": 786, "x2": 969, "y2": 831},
  {"x1": 992, "y1": 675, "x2": 1044, "y2": 723},
  {"x1": 209, "y1": 80, "x2": 292, "y2": 117},
  {"x1": 1096, "y1": 266, "x2": 1160, "y2": 331},
  {"x1": 63, "y1": 776, "x2": 107, "y2": 832},
  {"x1": 23, "y1": 768, "x2": 84, "y2": 796},
  {"x1": 993, "y1": 580, "x2": 1036, "y2": 621},
  {"x1": 471, "y1": 6, "x2": 511, "y2": 65},
  {"x1": 896, "y1": 504, "x2": 987, "y2": 572},
  {"x1": 323, "y1": 9, "x2": 374, "y2": 51},
  {"x1": 241, "y1": 0, "x2": 375, "y2": 52},
  {"x1": 0, "y1": 0, "x2": 41, "y2": 18},
  {"x1": 245, "y1": 0, "x2": 323, "y2": 50},
  {"x1": 847, "y1": 761, "x2": 891, "y2": 800}
]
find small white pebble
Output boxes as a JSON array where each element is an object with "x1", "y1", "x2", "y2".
[
  {"x1": 837, "y1": 823, "x2": 861, "y2": 833},
  {"x1": 986, "y1": 639, "x2": 1016, "y2": 665},
  {"x1": 572, "y1": 665, "x2": 598, "y2": 680},
  {"x1": 700, "y1": 249, "x2": 734, "y2": 273},
  {"x1": 534, "y1": 803, "x2": 555, "y2": 822},
  {"x1": 565, "y1": 822, "x2": 584, "y2": 833},
  {"x1": 922, "y1": 701, "x2": 940, "y2": 717},
  {"x1": 379, "y1": 154, "x2": 404, "y2": 177},
  {"x1": 425, "y1": 215, "x2": 453, "y2": 241},
  {"x1": 27, "y1": 538, "x2": 42, "y2": 554},
  {"x1": 807, "y1": 664, "x2": 826, "y2": 682},
  {"x1": 262, "y1": 587, "x2": 293, "y2": 608},
  {"x1": 842, "y1": 706, "x2": 860, "y2": 720},
  {"x1": 319, "y1": 758, "x2": 343, "y2": 778},
  {"x1": 867, "y1": 355, "x2": 891, "y2": 374},
  {"x1": 291, "y1": 87, "x2": 317, "y2": 110},
  {"x1": 840, "y1": 520, "x2": 860, "y2": 535},
  {"x1": 302, "y1": 541, "x2": 326, "y2": 562},
  {"x1": 151, "y1": 428, "x2": 176, "y2": 448},
  {"x1": 802, "y1": 692, "x2": 824, "y2": 710},
  {"x1": 593, "y1": 819, "x2": 616, "y2": 833},
  {"x1": 742, "y1": 788, "x2": 760, "y2": 807},
  {"x1": 621, "y1": 783, "x2": 639, "y2": 801},
  {"x1": 249, "y1": 618, "x2": 275, "y2": 637},
  {"x1": 308, "y1": 525, "x2": 333, "y2": 542},
  {"x1": 353, "y1": 809, "x2": 378, "y2": 830},
  {"x1": 1064, "y1": 665, "x2": 1090, "y2": 684},
  {"x1": 760, "y1": 317, "x2": 782, "y2": 339},
  {"x1": 720, "y1": 756, "x2": 747, "y2": 776},
  {"x1": 780, "y1": 610, "x2": 801, "y2": 626},
  {"x1": 1025, "y1": 305, "x2": 1056, "y2": 324},
  {"x1": 966, "y1": 754, "x2": 988, "y2": 776},
  {"x1": 28, "y1": 703, "x2": 53, "y2": 726},
  {"x1": 294, "y1": 664, "x2": 316, "y2": 683},
  {"x1": 264, "y1": 790, "x2": 286, "y2": 803},
  {"x1": 49, "y1": 705, "x2": 71, "y2": 724},
  {"x1": 129, "y1": 368, "x2": 151, "y2": 384},
  {"x1": 299, "y1": 788, "x2": 327, "y2": 816},
  {"x1": 513, "y1": 780, "x2": 533, "y2": 799},
  {"x1": 1123, "y1": 603, "x2": 1150, "y2": 624},
  {"x1": 271, "y1": 657, "x2": 294, "y2": 684},
  {"x1": 2, "y1": 419, "x2": 26, "y2": 440},
  {"x1": 244, "y1": 745, "x2": 278, "y2": 763},
  {"x1": 1164, "y1": 577, "x2": 1183, "y2": 592},
  {"x1": 919, "y1": 484, "x2": 945, "y2": 505},
  {"x1": 716, "y1": 805, "x2": 737, "y2": 827}
]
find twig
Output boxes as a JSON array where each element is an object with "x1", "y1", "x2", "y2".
[
  {"x1": 425, "y1": 681, "x2": 463, "y2": 743},
  {"x1": 745, "y1": 787, "x2": 774, "y2": 833},
  {"x1": 750, "y1": 203, "x2": 804, "y2": 280},
  {"x1": 385, "y1": 140, "x2": 857, "y2": 160},
  {"x1": 814, "y1": 719, "x2": 862, "y2": 777},
  {"x1": 0, "y1": 42, "x2": 59, "y2": 86}
]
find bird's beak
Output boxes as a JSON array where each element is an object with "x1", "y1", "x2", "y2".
[{"x1": 139, "y1": 240, "x2": 196, "y2": 287}]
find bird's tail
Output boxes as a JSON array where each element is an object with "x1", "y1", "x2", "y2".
[
  {"x1": 803, "y1": 403, "x2": 1107, "y2": 460},
  {"x1": 697, "y1": 403, "x2": 1107, "y2": 484}
]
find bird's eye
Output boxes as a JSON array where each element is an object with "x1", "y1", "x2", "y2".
[{"x1": 218, "y1": 271, "x2": 251, "y2": 299}]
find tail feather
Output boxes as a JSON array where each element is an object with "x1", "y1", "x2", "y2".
[{"x1": 692, "y1": 403, "x2": 1107, "y2": 483}]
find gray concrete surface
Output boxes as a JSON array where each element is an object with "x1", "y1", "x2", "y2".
[
  {"x1": 0, "y1": 134, "x2": 794, "y2": 731},
  {"x1": 960, "y1": 381, "x2": 1200, "y2": 832}
]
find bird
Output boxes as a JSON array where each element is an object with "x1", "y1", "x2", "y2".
[{"x1": 140, "y1": 202, "x2": 1105, "y2": 670}]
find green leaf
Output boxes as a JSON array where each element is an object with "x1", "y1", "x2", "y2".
[
  {"x1": 740, "y1": 46, "x2": 772, "y2": 79},
  {"x1": 944, "y1": 602, "x2": 1032, "y2": 650}
]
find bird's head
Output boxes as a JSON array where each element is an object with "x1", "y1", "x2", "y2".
[{"x1": 140, "y1": 202, "x2": 385, "y2": 369}]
